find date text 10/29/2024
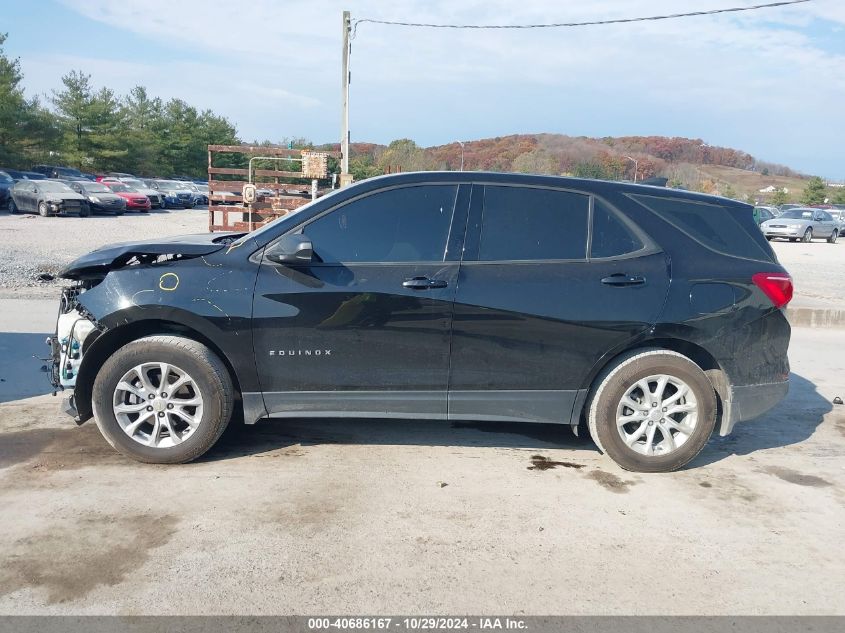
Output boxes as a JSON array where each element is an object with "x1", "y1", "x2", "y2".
[{"x1": 308, "y1": 618, "x2": 528, "y2": 630}]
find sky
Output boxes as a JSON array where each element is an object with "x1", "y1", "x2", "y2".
[{"x1": 4, "y1": 0, "x2": 845, "y2": 178}]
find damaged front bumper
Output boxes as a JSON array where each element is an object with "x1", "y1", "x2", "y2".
[{"x1": 48, "y1": 286, "x2": 100, "y2": 421}]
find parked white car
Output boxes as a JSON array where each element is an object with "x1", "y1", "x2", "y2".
[{"x1": 761, "y1": 208, "x2": 839, "y2": 243}]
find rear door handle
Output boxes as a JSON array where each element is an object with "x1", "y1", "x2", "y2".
[
  {"x1": 601, "y1": 273, "x2": 646, "y2": 287},
  {"x1": 403, "y1": 276, "x2": 448, "y2": 290}
]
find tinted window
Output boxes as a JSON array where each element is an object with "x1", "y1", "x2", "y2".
[
  {"x1": 303, "y1": 185, "x2": 457, "y2": 263},
  {"x1": 591, "y1": 199, "x2": 644, "y2": 258},
  {"x1": 479, "y1": 186, "x2": 589, "y2": 261},
  {"x1": 632, "y1": 194, "x2": 772, "y2": 261}
]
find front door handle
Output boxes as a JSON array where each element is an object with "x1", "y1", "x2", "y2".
[
  {"x1": 601, "y1": 273, "x2": 646, "y2": 287},
  {"x1": 403, "y1": 276, "x2": 448, "y2": 290}
]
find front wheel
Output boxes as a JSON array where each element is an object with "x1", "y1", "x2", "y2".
[
  {"x1": 8, "y1": 199, "x2": 18, "y2": 214},
  {"x1": 588, "y1": 349, "x2": 717, "y2": 472},
  {"x1": 79, "y1": 204, "x2": 91, "y2": 217},
  {"x1": 802, "y1": 227, "x2": 813, "y2": 243},
  {"x1": 91, "y1": 335, "x2": 234, "y2": 464},
  {"x1": 38, "y1": 201, "x2": 50, "y2": 217},
  {"x1": 828, "y1": 230, "x2": 838, "y2": 244}
]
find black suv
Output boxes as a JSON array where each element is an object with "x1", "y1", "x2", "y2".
[{"x1": 50, "y1": 172, "x2": 792, "y2": 472}]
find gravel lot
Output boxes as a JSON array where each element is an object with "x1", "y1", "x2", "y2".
[
  {"x1": 0, "y1": 208, "x2": 208, "y2": 293},
  {"x1": 0, "y1": 205, "x2": 843, "y2": 615}
]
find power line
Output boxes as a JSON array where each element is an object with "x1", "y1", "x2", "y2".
[{"x1": 351, "y1": 0, "x2": 811, "y2": 39}]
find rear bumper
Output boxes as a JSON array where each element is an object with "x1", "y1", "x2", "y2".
[{"x1": 720, "y1": 379, "x2": 789, "y2": 435}]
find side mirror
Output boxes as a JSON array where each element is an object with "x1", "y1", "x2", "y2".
[{"x1": 265, "y1": 234, "x2": 313, "y2": 265}]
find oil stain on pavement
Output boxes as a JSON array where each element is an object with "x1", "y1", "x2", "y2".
[{"x1": 0, "y1": 513, "x2": 178, "y2": 604}]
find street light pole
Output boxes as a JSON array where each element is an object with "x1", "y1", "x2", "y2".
[
  {"x1": 624, "y1": 155, "x2": 638, "y2": 182},
  {"x1": 457, "y1": 141, "x2": 465, "y2": 171}
]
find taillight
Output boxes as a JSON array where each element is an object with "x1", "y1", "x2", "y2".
[{"x1": 752, "y1": 272, "x2": 793, "y2": 309}]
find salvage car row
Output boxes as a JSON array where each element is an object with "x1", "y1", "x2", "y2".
[{"x1": 0, "y1": 171, "x2": 209, "y2": 217}]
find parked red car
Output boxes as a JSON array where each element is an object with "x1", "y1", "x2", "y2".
[{"x1": 102, "y1": 182, "x2": 151, "y2": 212}]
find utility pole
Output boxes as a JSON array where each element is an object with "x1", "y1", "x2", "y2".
[
  {"x1": 457, "y1": 141, "x2": 465, "y2": 171},
  {"x1": 340, "y1": 10, "x2": 353, "y2": 187}
]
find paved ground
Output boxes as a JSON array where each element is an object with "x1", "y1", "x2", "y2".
[
  {"x1": 0, "y1": 208, "x2": 843, "y2": 615},
  {"x1": 0, "y1": 325, "x2": 843, "y2": 615}
]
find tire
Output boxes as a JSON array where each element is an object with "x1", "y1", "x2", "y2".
[
  {"x1": 587, "y1": 349, "x2": 718, "y2": 473},
  {"x1": 828, "y1": 230, "x2": 838, "y2": 244},
  {"x1": 8, "y1": 199, "x2": 17, "y2": 214},
  {"x1": 79, "y1": 203, "x2": 91, "y2": 217},
  {"x1": 91, "y1": 335, "x2": 234, "y2": 464},
  {"x1": 765, "y1": 236, "x2": 773, "y2": 241},
  {"x1": 114, "y1": 209, "x2": 125, "y2": 216},
  {"x1": 802, "y1": 227, "x2": 813, "y2": 243},
  {"x1": 38, "y1": 201, "x2": 50, "y2": 217}
]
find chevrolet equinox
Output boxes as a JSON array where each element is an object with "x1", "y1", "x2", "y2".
[{"x1": 50, "y1": 172, "x2": 792, "y2": 472}]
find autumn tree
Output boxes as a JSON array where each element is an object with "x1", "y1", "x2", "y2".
[
  {"x1": 512, "y1": 149, "x2": 556, "y2": 174},
  {"x1": 377, "y1": 139, "x2": 432, "y2": 173}
]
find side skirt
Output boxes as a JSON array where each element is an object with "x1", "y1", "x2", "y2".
[{"x1": 244, "y1": 389, "x2": 586, "y2": 426}]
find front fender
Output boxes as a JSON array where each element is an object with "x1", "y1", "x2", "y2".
[{"x1": 75, "y1": 256, "x2": 261, "y2": 392}]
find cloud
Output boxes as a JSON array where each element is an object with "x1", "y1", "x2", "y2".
[{"x1": 35, "y1": 0, "x2": 845, "y2": 176}]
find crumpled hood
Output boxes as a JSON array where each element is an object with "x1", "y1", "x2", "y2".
[{"x1": 59, "y1": 232, "x2": 240, "y2": 280}]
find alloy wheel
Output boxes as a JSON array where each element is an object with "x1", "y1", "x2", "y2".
[
  {"x1": 615, "y1": 374, "x2": 698, "y2": 456},
  {"x1": 112, "y1": 362, "x2": 204, "y2": 448}
]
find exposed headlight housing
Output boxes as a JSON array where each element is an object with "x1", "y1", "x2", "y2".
[{"x1": 89, "y1": 196, "x2": 101, "y2": 203}]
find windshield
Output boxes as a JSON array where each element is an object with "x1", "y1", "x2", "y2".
[
  {"x1": 82, "y1": 183, "x2": 111, "y2": 193},
  {"x1": 780, "y1": 210, "x2": 813, "y2": 219},
  {"x1": 0, "y1": 171, "x2": 13, "y2": 184},
  {"x1": 157, "y1": 180, "x2": 182, "y2": 189},
  {"x1": 195, "y1": 184, "x2": 208, "y2": 192},
  {"x1": 108, "y1": 183, "x2": 136, "y2": 193},
  {"x1": 122, "y1": 179, "x2": 146, "y2": 188},
  {"x1": 39, "y1": 181, "x2": 74, "y2": 193}
]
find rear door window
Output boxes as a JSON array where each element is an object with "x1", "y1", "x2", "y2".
[
  {"x1": 591, "y1": 199, "x2": 645, "y2": 258},
  {"x1": 478, "y1": 186, "x2": 589, "y2": 261}
]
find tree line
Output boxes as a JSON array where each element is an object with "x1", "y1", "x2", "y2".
[{"x1": 1, "y1": 33, "x2": 239, "y2": 178}]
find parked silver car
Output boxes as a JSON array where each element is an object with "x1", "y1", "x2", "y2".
[{"x1": 761, "y1": 208, "x2": 839, "y2": 243}]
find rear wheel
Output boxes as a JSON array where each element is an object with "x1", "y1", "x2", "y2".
[
  {"x1": 588, "y1": 349, "x2": 717, "y2": 473},
  {"x1": 91, "y1": 335, "x2": 234, "y2": 464},
  {"x1": 802, "y1": 227, "x2": 813, "y2": 242},
  {"x1": 828, "y1": 230, "x2": 838, "y2": 244}
]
